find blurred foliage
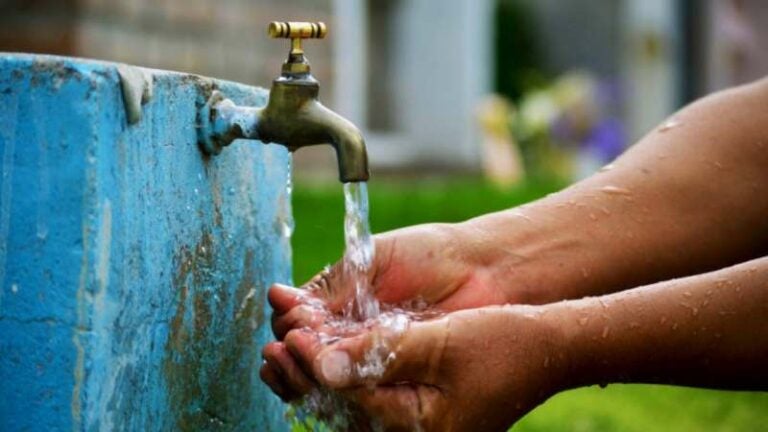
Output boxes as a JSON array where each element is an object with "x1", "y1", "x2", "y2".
[
  {"x1": 514, "y1": 385, "x2": 768, "y2": 432},
  {"x1": 290, "y1": 178, "x2": 768, "y2": 431},
  {"x1": 494, "y1": 0, "x2": 548, "y2": 101}
]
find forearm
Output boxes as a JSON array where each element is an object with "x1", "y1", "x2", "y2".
[
  {"x1": 465, "y1": 78, "x2": 768, "y2": 304},
  {"x1": 549, "y1": 256, "x2": 768, "y2": 391}
]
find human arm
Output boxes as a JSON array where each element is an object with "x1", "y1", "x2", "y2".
[
  {"x1": 272, "y1": 78, "x2": 768, "y2": 317},
  {"x1": 275, "y1": 256, "x2": 768, "y2": 431},
  {"x1": 468, "y1": 77, "x2": 768, "y2": 303}
]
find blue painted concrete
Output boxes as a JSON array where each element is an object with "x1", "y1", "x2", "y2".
[{"x1": 0, "y1": 54, "x2": 291, "y2": 431}]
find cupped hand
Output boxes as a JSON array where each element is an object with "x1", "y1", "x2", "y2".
[
  {"x1": 267, "y1": 305, "x2": 569, "y2": 431},
  {"x1": 262, "y1": 222, "x2": 514, "y2": 403},
  {"x1": 269, "y1": 222, "x2": 510, "y2": 327}
]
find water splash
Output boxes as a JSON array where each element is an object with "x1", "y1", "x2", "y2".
[{"x1": 341, "y1": 182, "x2": 379, "y2": 321}]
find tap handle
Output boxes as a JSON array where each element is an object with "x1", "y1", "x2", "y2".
[
  {"x1": 268, "y1": 21, "x2": 327, "y2": 39},
  {"x1": 268, "y1": 21, "x2": 326, "y2": 76}
]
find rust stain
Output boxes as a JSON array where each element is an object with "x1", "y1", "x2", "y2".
[{"x1": 163, "y1": 229, "x2": 264, "y2": 430}]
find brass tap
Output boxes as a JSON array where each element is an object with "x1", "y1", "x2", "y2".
[{"x1": 198, "y1": 21, "x2": 369, "y2": 183}]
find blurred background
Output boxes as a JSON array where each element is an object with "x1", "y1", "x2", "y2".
[{"x1": 2, "y1": 0, "x2": 767, "y2": 430}]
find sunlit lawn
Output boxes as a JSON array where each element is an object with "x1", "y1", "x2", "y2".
[{"x1": 290, "y1": 177, "x2": 768, "y2": 431}]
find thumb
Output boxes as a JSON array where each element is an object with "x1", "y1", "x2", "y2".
[{"x1": 285, "y1": 315, "x2": 450, "y2": 389}]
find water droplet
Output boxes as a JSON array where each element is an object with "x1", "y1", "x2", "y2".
[
  {"x1": 11, "y1": 283, "x2": 19, "y2": 293},
  {"x1": 589, "y1": 213, "x2": 597, "y2": 221},
  {"x1": 511, "y1": 211, "x2": 532, "y2": 222},
  {"x1": 672, "y1": 322, "x2": 679, "y2": 330},
  {"x1": 578, "y1": 317, "x2": 589, "y2": 326},
  {"x1": 543, "y1": 356, "x2": 550, "y2": 368},
  {"x1": 581, "y1": 268, "x2": 590, "y2": 278},
  {"x1": 227, "y1": 187, "x2": 236, "y2": 196},
  {"x1": 659, "y1": 118, "x2": 682, "y2": 132},
  {"x1": 599, "y1": 163, "x2": 615, "y2": 172},
  {"x1": 599, "y1": 185, "x2": 632, "y2": 196},
  {"x1": 683, "y1": 291, "x2": 692, "y2": 298},
  {"x1": 193, "y1": 188, "x2": 199, "y2": 195},
  {"x1": 601, "y1": 326, "x2": 610, "y2": 338}
]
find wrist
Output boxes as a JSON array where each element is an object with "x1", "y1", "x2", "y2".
[
  {"x1": 459, "y1": 208, "x2": 587, "y2": 305},
  {"x1": 539, "y1": 297, "x2": 644, "y2": 391},
  {"x1": 498, "y1": 304, "x2": 580, "y2": 394}
]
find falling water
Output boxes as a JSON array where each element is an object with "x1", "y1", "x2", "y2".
[
  {"x1": 280, "y1": 156, "x2": 295, "y2": 240},
  {"x1": 289, "y1": 181, "x2": 427, "y2": 430},
  {"x1": 341, "y1": 182, "x2": 379, "y2": 321}
]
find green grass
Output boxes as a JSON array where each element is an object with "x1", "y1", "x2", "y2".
[
  {"x1": 514, "y1": 385, "x2": 768, "y2": 432},
  {"x1": 290, "y1": 176, "x2": 768, "y2": 431}
]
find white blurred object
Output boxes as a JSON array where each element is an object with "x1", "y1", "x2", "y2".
[{"x1": 707, "y1": 0, "x2": 768, "y2": 91}]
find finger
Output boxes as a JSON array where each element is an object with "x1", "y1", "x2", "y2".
[
  {"x1": 262, "y1": 342, "x2": 315, "y2": 398},
  {"x1": 259, "y1": 359, "x2": 296, "y2": 402},
  {"x1": 342, "y1": 385, "x2": 443, "y2": 431},
  {"x1": 286, "y1": 317, "x2": 448, "y2": 389},
  {"x1": 268, "y1": 283, "x2": 322, "y2": 315},
  {"x1": 271, "y1": 304, "x2": 329, "y2": 340}
]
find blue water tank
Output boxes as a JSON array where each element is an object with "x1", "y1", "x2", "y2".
[{"x1": 0, "y1": 54, "x2": 290, "y2": 431}]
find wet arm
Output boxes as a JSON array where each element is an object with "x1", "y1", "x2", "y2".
[
  {"x1": 549, "y1": 256, "x2": 768, "y2": 391},
  {"x1": 466, "y1": 78, "x2": 768, "y2": 304}
]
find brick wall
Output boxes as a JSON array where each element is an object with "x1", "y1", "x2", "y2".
[
  {"x1": 75, "y1": 0, "x2": 335, "y2": 98},
  {"x1": 0, "y1": 0, "x2": 335, "y2": 99},
  {"x1": 0, "y1": 0, "x2": 79, "y2": 55}
]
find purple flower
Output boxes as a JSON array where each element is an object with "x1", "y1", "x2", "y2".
[{"x1": 584, "y1": 117, "x2": 625, "y2": 161}]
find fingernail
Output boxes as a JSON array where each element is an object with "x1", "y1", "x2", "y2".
[{"x1": 319, "y1": 350, "x2": 351, "y2": 386}]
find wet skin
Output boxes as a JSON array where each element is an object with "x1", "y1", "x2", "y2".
[{"x1": 261, "y1": 78, "x2": 768, "y2": 430}]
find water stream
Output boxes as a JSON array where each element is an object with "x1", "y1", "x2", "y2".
[
  {"x1": 289, "y1": 180, "x2": 423, "y2": 430},
  {"x1": 341, "y1": 182, "x2": 379, "y2": 321}
]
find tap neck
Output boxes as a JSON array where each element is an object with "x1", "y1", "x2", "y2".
[{"x1": 281, "y1": 39, "x2": 313, "y2": 78}]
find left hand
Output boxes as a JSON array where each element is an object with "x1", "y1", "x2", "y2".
[{"x1": 263, "y1": 305, "x2": 569, "y2": 431}]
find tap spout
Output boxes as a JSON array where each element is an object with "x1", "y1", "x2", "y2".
[
  {"x1": 198, "y1": 82, "x2": 369, "y2": 183},
  {"x1": 259, "y1": 96, "x2": 369, "y2": 183}
]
